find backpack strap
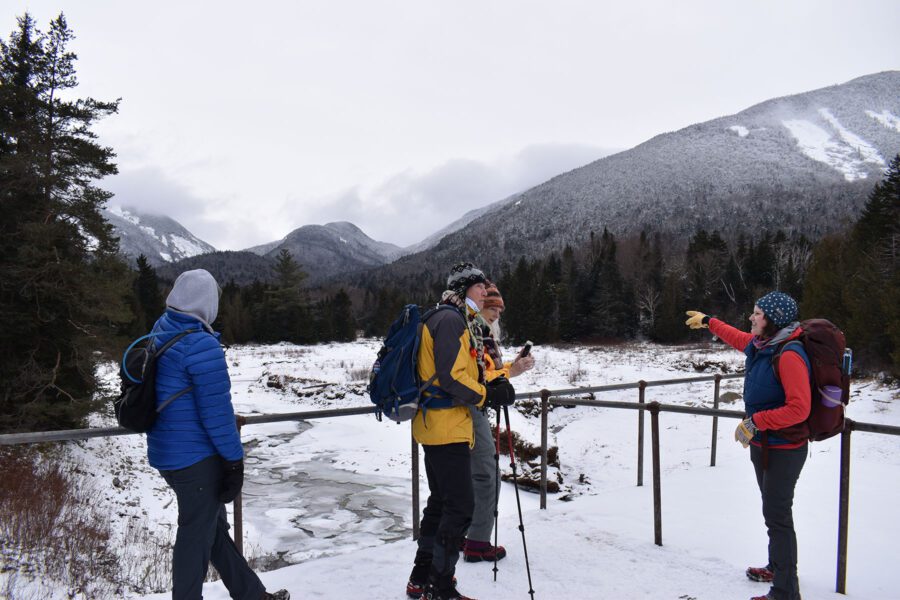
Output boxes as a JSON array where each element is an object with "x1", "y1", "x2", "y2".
[
  {"x1": 416, "y1": 304, "x2": 462, "y2": 401},
  {"x1": 152, "y1": 329, "x2": 195, "y2": 357},
  {"x1": 772, "y1": 340, "x2": 804, "y2": 382},
  {"x1": 122, "y1": 329, "x2": 201, "y2": 383},
  {"x1": 153, "y1": 329, "x2": 204, "y2": 413}
]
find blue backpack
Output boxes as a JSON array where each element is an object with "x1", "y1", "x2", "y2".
[{"x1": 368, "y1": 304, "x2": 456, "y2": 423}]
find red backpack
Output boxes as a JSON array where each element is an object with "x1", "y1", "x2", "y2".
[{"x1": 772, "y1": 319, "x2": 851, "y2": 443}]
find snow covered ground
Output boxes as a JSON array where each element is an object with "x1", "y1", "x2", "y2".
[{"x1": 4, "y1": 339, "x2": 898, "y2": 599}]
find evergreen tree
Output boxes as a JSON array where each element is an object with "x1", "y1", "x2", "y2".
[
  {"x1": 499, "y1": 257, "x2": 535, "y2": 343},
  {"x1": 219, "y1": 280, "x2": 254, "y2": 344},
  {"x1": 556, "y1": 246, "x2": 580, "y2": 341},
  {"x1": 331, "y1": 289, "x2": 356, "y2": 342},
  {"x1": 803, "y1": 156, "x2": 900, "y2": 373},
  {"x1": 132, "y1": 254, "x2": 164, "y2": 332},
  {"x1": 588, "y1": 229, "x2": 634, "y2": 338},
  {"x1": 259, "y1": 249, "x2": 311, "y2": 343},
  {"x1": 801, "y1": 235, "x2": 849, "y2": 322},
  {"x1": 852, "y1": 154, "x2": 900, "y2": 257},
  {"x1": 0, "y1": 14, "x2": 130, "y2": 432},
  {"x1": 843, "y1": 155, "x2": 900, "y2": 371}
]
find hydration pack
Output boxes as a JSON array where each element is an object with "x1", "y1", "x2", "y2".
[{"x1": 115, "y1": 330, "x2": 198, "y2": 433}]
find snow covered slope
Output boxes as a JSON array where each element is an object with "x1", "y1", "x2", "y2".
[
  {"x1": 103, "y1": 205, "x2": 216, "y2": 266},
  {"x1": 371, "y1": 71, "x2": 900, "y2": 278}
]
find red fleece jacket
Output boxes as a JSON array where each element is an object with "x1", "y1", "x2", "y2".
[{"x1": 709, "y1": 318, "x2": 811, "y2": 445}]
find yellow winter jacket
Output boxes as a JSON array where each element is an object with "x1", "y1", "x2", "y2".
[
  {"x1": 484, "y1": 353, "x2": 511, "y2": 382},
  {"x1": 412, "y1": 305, "x2": 486, "y2": 447}
]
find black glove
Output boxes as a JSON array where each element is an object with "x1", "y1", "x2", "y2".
[
  {"x1": 219, "y1": 458, "x2": 244, "y2": 503},
  {"x1": 485, "y1": 377, "x2": 515, "y2": 410}
]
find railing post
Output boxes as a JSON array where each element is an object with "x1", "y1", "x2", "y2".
[
  {"x1": 710, "y1": 374, "x2": 721, "y2": 467},
  {"x1": 234, "y1": 416, "x2": 245, "y2": 556},
  {"x1": 637, "y1": 381, "x2": 646, "y2": 486},
  {"x1": 540, "y1": 389, "x2": 550, "y2": 509},
  {"x1": 649, "y1": 401, "x2": 662, "y2": 546},
  {"x1": 412, "y1": 428, "x2": 420, "y2": 541},
  {"x1": 836, "y1": 420, "x2": 853, "y2": 594}
]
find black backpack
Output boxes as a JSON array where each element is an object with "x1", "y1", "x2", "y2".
[{"x1": 115, "y1": 330, "x2": 198, "y2": 433}]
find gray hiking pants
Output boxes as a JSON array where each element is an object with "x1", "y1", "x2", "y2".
[
  {"x1": 467, "y1": 405, "x2": 498, "y2": 542},
  {"x1": 750, "y1": 443, "x2": 807, "y2": 600},
  {"x1": 159, "y1": 455, "x2": 265, "y2": 600}
]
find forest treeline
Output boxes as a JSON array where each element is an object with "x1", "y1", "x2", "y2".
[{"x1": 1, "y1": 12, "x2": 897, "y2": 434}]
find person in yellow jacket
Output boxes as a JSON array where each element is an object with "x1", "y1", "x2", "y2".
[{"x1": 406, "y1": 262, "x2": 516, "y2": 600}]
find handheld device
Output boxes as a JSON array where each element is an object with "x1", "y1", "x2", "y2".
[{"x1": 520, "y1": 340, "x2": 533, "y2": 358}]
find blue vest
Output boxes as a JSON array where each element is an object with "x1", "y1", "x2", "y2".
[{"x1": 743, "y1": 339, "x2": 810, "y2": 446}]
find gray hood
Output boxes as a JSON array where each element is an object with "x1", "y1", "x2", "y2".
[{"x1": 166, "y1": 269, "x2": 220, "y2": 329}]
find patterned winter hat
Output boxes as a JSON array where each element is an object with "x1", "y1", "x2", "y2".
[
  {"x1": 756, "y1": 291, "x2": 799, "y2": 329},
  {"x1": 483, "y1": 283, "x2": 505, "y2": 311},
  {"x1": 447, "y1": 262, "x2": 487, "y2": 296}
]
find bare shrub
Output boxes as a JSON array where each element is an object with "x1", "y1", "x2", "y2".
[
  {"x1": 490, "y1": 426, "x2": 561, "y2": 493},
  {"x1": 348, "y1": 367, "x2": 370, "y2": 382},
  {"x1": 117, "y1": 517, "x2": 174, "y2": 593},
  {"x1": 0, "y1": 447, "x2": 120, "y2": 597},
  {"x1": 567, "y1": 357, "x2": 586, "y2": 385}
]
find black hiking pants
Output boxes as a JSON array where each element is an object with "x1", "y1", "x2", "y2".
[
  {"x1": 750, "y1": 443, "x2": 807, "y2": 600},
  {"x1": 160, "y1": 454, "x2": 264, "y2": 600},
  {"x1": 413, "y1": 442, "x2": 475, "y2": 584}
]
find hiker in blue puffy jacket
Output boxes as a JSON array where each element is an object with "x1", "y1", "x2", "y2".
[{"x1": 149, "y1": 269, "x2": 289, "y2": 600}]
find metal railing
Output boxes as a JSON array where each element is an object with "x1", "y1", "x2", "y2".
[
  {"x1": 1, "y1": 372, "x2": 897, "y2": 595},
  {"x1": 530, "y1": 381, "x2": 900, "y2": 595}
]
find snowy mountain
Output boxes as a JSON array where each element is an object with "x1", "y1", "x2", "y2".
[
  {"x1": 370, "y1": 71, "x2": 900, "y2": 279},
  {"x1": 103, "y1": 206, "x2": 216, "y2": 266},
  {"x1": 153, "y1": 221, "x2": 401, "y2": 285},
  {"x1": 400, "y1": 199, "x2": 510, "y2": 256},
  {"x1": 246, "y1": 221, "x2": 403, "y2": 282}
]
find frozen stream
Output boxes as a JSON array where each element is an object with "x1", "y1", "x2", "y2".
[{"x1": 239, "y1": 426, "x2": 413, "y2": 568}]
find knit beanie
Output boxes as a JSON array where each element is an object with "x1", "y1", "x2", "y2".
[
  {"x1": 447, "y1": 262, "x2": 487, "y2": 297},
  {"x1": 483, "y1": 283, "x2": 505, "y2": 311},
  {"x1": 166, "y1": 269, "x2": 221, "y2": 326},
  {"x1": 756, "y1": 291, "x2": 798, "y2": 329}
]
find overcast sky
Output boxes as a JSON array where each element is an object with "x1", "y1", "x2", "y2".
[{"x1": 7, "y1": 1, "x2": 900, "y2": 249}]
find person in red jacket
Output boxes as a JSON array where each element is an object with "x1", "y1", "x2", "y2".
[{"x1": 686, "y1": 291, "x2": 810, "y2": 600}]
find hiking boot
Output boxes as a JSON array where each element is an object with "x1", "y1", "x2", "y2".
[
  {"x1": 463, "y1": 539, "x2": 506, "y2": 563},
  {"x1": 407, "y1": 579, "x2": 424, "y2": 599},
  {"x1": 421, "y1": 581, "x2": 476, "y2": 600},
  {"x1": 407, "y1": 576, "x2": 456, "y2": 598},
  {"x1": 746, "y1": 566, "x2": 774, "y2": 583},
  {"x1": 262, "y1": 591, "x2": 290, "y2": 600}
]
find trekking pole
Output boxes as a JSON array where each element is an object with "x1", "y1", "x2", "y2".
[
  {"x1": 502, "y1": 405, "x2": 536, "y2": 599},
  {"x1": 493, "y1": 407, "x2": 502, "y2": 582}
]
